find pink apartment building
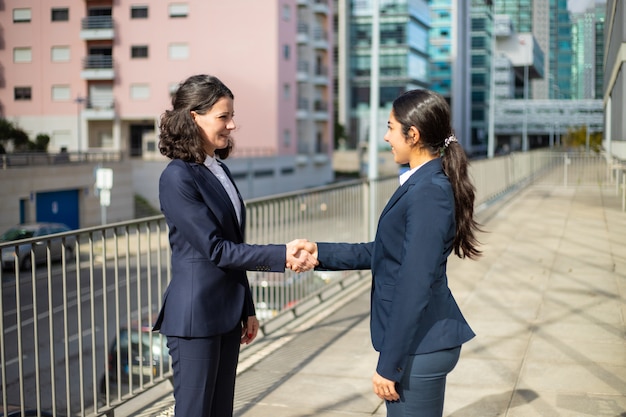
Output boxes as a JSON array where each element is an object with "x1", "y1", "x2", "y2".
[{"x1": 0, "y1": 0, "x2": 334, "y2": 206}]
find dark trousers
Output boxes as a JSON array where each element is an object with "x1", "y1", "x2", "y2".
[
  {"x1": 167, "y1": 326, "x2": 241, "y2": 417},
  {"x1": 386, "y1": 346, "x2": 462, "y2": 417}
]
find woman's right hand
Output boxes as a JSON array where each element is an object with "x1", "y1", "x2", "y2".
[{"x1": 286, "y1": 239, "x2": 318, "y2": 272}]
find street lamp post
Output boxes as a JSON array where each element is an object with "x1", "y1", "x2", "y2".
[
  {"x1": 75, "y1": 95, "x2": 87, "y2": 160},
  {"x1": 367, "y1": 0, "x2": 380, "y2": 240}
]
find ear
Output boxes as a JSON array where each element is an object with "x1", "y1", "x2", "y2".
[
  {"x1": 190, "y1": 110, "x2": 197, "y2": 121},
  {"x1": 409, "y1": 126, "x2": 420, "y2": 143}
]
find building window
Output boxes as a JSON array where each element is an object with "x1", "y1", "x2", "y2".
[
  {"x1": 51, "y1": 46, "x2": 71, "y2": 62},
  {"x1": 13, "y1": 8, "x2": 31, "y2": 23},
  {"x1": 131, "y1": 45, "x2": 149, "y2": 58},
  {"x1": 169, "y1": 43, "x2": 189, "y2": 60},
  {"x1": 15, "y1": 87, "x2": 32, "y2": 100},
  {"x1": 130, "y1": 84, "x2": 150, "y2": 100},
  {"x1": 283, "y1": 45, "x2": 290, "y2": 60},
  {"x1": 13, "y1": 47, "x2": 32, "y2": 63},
  {"x1": 51, "y1": 8, "x2": 69, "y2": 21},
  {"x1": 52, "y1": 85, "x2": 71, "y2": 101},
  {"x1": 169, "y1": 83, "x2": 180, "y2": 96},
  {"x1": 283, "y1": 83, "x2": 291, "y2": 99},
  {"x1": 282, "y1": 4, "x2": 291, "y2": 21},
  {"x1": 131, "y1": 5, "x2": 148, "y2": 18},
  {"x1": 169, "y1": 3, "x2": 189, "y2": 18},
  {"x1": 283, "y1": 129, "x2": 292, "y2": 147}
]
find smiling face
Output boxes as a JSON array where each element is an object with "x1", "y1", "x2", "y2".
[
  {"x1": 192, "y1": 97, "x2": 236, "y2": 156},
  {"x1": 384, "y1": 110, "x2": 415, "y2": 166}
]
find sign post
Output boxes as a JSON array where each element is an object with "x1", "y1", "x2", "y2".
[{"x1": 95, "y1": 167, "x2": 113, "y2": 225}]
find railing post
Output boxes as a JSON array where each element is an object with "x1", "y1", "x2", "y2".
[
  {"x1": 563, "y1": 153, "x2": 570, "y2": 187},
  {"x1": 363, "y1": 180, "x2": 371, "y2": 241},
  {"x1": 622, "y1": 171, "x2": 625, "y2": 212}
]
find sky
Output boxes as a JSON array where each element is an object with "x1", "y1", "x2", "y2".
[{"x1": 567, "y1": 0, "x2": 601, "y2": 13}]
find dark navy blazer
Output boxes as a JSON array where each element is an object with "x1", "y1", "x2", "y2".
[
  {"x1": 317, "y1": 158, "x2": 475, "y2": 381},
  {"x1": 153, "y1": 159, "x2": 285, "y2": 337}
]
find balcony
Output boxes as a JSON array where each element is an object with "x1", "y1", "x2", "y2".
[
  {"x1": 313, "y1": 65, "x2": 329, "y2": 84},
  {"x1": 313, "y1": 99, "x2": 329, "y2": 120},
  {"x1": 80, "y1": 16, "x2": 114, "y2": 40},
  {"x1": 297, "y1": 97, "x2": 309, "y2": 119},
  {"x1": 83, "y1": 96, "x2": 115, "y2": 120},
  {"x1": 312, "y1": 0, "x2": 330, "y2": 14},
  {"x1": 297, "y1": 22, "x2": 309, "y2": 44},
  {"x1": 297, "y1": 60, "x2": 309, "y2": 81},
  {"x1": 312, "y1": 27, "x2": 329, "y2": 50},
  {"x1": 81, "y1": 55, "x2": 114, "y2": 80}
]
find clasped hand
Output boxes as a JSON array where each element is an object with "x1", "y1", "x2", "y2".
[{"x1": 285, "y1": 239, "x2": 318, "y2": 272}]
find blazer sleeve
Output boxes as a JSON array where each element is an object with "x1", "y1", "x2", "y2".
[
  {"x1": 375, "y1": 181, "x2": 455, "y2": 381},
  {"x1": 160, "y1": 161, "x2": 285, "y2": 272},
  {"x1": 316, "y1": 241, "x2": 374, "y2": 270}
]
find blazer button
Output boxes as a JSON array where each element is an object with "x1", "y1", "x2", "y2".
[{"x1": 396, "y1": 367, "x2": 402, "y2": 372}]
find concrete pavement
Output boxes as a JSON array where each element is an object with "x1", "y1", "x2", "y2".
[{"x1": 142, "y1": 181, "x2": 626, "y2": 417}]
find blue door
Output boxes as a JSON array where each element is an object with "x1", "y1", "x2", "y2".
[{"x1": 36, "y1": 189, "x2": 79, "y2": 229}]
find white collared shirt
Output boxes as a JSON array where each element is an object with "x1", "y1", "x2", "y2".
[
  {"x1": 204, "y1": 155, "x2": 242, "y2": 224},
  {"x1": 399, "y1": 160, "x2": 429, "y2": 186}
]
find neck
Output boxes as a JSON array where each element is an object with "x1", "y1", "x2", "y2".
[{"x1": 409, "y1": 154, "x2": 436, "y2": 170}]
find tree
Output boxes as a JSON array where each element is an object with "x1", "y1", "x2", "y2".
[
  {"x1": 34, "y1": 133, "x2": 50, "y2": 151},
  {"x1": 563, "y1": 126, "x2": 603, "y2": 153},
  {"x1": 0, "y1": 118, "x2": 51, "y2": 152}
]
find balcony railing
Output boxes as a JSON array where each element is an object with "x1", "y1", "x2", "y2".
[
  {"x1": 83, "y1": 55, "x2": 113, "y2": 70},
  {"x1": 81, "y1": 16, "x2": 113, "y2": 30}
]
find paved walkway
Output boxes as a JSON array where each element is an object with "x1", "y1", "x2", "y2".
[{"x1": 141, "y1": 181, "x2": 626, "y2": 417}]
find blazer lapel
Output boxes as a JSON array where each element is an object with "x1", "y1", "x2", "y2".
[
  {"x1": 378, "y1": 159, "x2": 443, "y2": 219},
  {"x1": 189, "y1": 163, "x2": 244, "y2": 240},
  {"x1": 219, "y1": 162, "x2": 246, "y2": 234},
  {"x1": 379, "y1": 183, "x2": 410, "y2": 219}
]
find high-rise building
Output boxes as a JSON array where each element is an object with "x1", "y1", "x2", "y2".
[
  {"x1": 571, "y1": 3, "x2": 605, "y2": 99},
  {"x1": 495, "y1": 0, "x2": 572, "y2": 99},
  {"x1": 428, "y1": 0, "x2": 495, "y2": 156},
  {"x1": 469, "y1": 0, "x2": 495, "y2": 155},
  {"x1": 0, "y1": 0, "x2": 335, "y2": 200},
  {"x1": 334, "y1": 0, "x2": 430, "y2": 151}
]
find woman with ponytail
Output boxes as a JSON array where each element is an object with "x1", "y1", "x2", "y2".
[{"x1": 301, "y1": 89, "x2": 481, "y2": 416}]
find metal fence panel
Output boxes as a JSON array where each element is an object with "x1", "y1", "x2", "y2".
[{"x1": 0, "y1": 150, "x2": 614, "y2": 416}]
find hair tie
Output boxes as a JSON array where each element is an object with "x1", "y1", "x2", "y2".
[
  {"x1": 439, "y1": 135, "x2": 457, "y2": 156},
  {"x1": 444, "y1": 135, "x2": 457, "y2": 147}
]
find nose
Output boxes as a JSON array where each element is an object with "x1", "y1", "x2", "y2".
[{"x1": 227, "y1": 118, "x2": 236, "y2": 130}]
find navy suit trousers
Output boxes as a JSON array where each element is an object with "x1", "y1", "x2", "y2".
[
  {"x1": 167, "y1": 326, "x2": 241, "y2": 417},
  {"x1": 386, "y1": 346, "x2": 462, "y2": 417}
]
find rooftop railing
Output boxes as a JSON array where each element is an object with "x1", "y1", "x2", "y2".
[{"x1": 0, "y1": 150, "x2": 617, "y2": 416}]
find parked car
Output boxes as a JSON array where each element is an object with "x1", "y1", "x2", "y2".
[
  {"x1": 100, "y1": 325, "x2": 170, "y2": 395},
  {"x1": 0, "y1": 405, "x2": 54, "y2": 417},
  {"x1": 0, "y1": 223, "x2": 75, "y2": 270}
]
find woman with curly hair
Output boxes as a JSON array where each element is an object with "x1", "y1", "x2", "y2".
[{"x1": 154, "y1": 74, "x2": 316, "y2": 417}]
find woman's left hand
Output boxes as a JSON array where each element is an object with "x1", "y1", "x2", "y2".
[
  {"x1": 241, "y1": 316, "x2": 259, "y2": 344},
  {"x1": 372, "y1": 371, "x2": 399, "y2": 401}
]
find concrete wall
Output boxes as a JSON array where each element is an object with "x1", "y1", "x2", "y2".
[{"x1": 0, "y1": 161, "x2": 134, "y2": 233}]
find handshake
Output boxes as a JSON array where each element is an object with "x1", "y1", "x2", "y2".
[{"x1": 285, "y1": 239, "x2": 318, "y2": 273}]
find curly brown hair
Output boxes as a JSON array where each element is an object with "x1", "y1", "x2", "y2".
[{"x1": 159, "y1": 74, "x2": 234, "y2": 162}]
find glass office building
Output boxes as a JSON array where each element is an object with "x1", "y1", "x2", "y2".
[{"x1": 347, "y1": 0, "x2": 431, "y2": 147}]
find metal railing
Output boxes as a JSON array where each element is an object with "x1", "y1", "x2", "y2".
[
  {"x1": 0, "y1": 150, "x2": 616, "y2": 416},
  {"x1": 0, "y1": 152, "x2": 123, "y2": 169}
]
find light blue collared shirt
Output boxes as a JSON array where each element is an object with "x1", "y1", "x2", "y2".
[{"x1": 204, "y1": 155, "x2": 241, "y2": 224}]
